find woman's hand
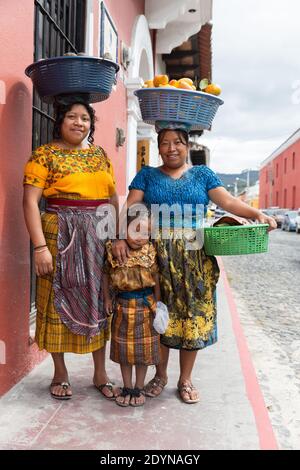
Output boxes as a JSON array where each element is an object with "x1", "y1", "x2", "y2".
[
  {"x1": 111, "y1": 239, "x2": 130, "y2": 264},
  {"x1": 209, "y1": 187, "x2": 277, "y2": 232},
  {"x1": 255, "y1": 212, "x2": 277, "y2": 231},
  {"x1": 104, "y1": 299, "x2": 113, "y2": 316},
  {"x1": 34, "y1": 248, "x2": 53, "y2": 276}
]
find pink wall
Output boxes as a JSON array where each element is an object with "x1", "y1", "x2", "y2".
[
  {"x1": 0, "y1": 1, "x2": 47, "y2": 396},
  {"x1": 259, "y1": 141, "x2": 300, "y2": 209},
  {"x1": 92, "y1": 0, "x2": 145, "y2": 197},
  {"x1": 103, "y1": 0, "x2": 145, "y2": 45}
]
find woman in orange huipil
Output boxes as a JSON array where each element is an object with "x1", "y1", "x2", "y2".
[{"x1": 23, "y1": 97, "x2": 120, "y2": 400}]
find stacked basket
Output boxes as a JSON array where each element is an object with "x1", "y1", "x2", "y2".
[
  {"x1": 134, "y1": 87, "x2": 223, "y2": 131},
  {"x1": 25, "y1": 56, "x2": 119, "y2": 103}
]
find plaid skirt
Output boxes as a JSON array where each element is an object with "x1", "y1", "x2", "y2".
[
  {"x1": 35, "y1": 212, "x2": 110, "y2": 353},
  {"x1": 155, "y1": 230, "x2": 220, "y2": 350},
  {"x1": 110, "y1": 294, "x2": 160, "y2": 366}
]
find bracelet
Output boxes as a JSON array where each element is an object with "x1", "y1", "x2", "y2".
[
  {"x1": 34, "y1": 247, "x2": 49, "y2": 254},
  {"x1": 34, "y1": 244, "x2": 47, "y2": 251}
]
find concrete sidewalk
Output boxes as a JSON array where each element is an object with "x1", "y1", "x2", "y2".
[{"x1": 0, "y1": 266, "x2": 279, "y2": 450}]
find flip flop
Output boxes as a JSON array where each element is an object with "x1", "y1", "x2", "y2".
[
  {"x1": 130, "y1": 387, "x2": 146, "y2": 407},
  {"x1": 94, "y1": 381, "x2": 120, "y2": 400},
  {"x1": 177, "y1": 381, "x2": 200, "y2": 404},
  {"x1": 144, "y1": 376, "x2": 167, "y2": 397},
  {"x1": 50, "y1": 381, "x2": 72, "y2": 400},
  {"x1": 115, "y1": 387, "x2": 133, "y2": 407}
]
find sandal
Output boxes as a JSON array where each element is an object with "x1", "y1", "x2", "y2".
[
  {"x1": 94, "y1": 381, "x2": 120, "y2": 401},
  {"x1": 115, "y1": 387, "x2": 133, "y2": 407},
  {"x1": 130, "y1": 388, "x2": 146, "y2": 407},
  {"x1": 50, "y1": 381, "x2": 72, "y2": 400},
  {"x1": 144, "y1": 376, "x2": 167, "y2": 397},
  {"x1": 177, "y1": 381, "x2": 200, "y2": 404}
]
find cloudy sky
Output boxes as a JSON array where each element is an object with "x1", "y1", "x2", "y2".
[{"x1": 200, "y1": 0, "x2": 300, "y2": 174}]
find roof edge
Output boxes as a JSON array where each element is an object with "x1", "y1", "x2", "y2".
[{"x1": 260, "y1": 127, "x2": 300, "y2": 168}]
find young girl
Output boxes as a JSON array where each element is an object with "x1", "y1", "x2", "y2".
[{"x1": 103, "y1": 205, "x2": 161, "y2": 407}]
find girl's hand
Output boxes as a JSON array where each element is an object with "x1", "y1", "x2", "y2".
[
  {"x1": 255, "y1": 213, "x2": 277, "y2": 231},
  {"x1": 34, "y1": 248, "x2": 53, "y2": 276},
  {"x1": 104, "y1": 299, "x2": 113, "y2": 316},
  {"x1": 111, "y1": 239, "x2": 130, "y2": 264}
]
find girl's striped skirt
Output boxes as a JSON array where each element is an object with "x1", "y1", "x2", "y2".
[{"x1": 110, "y1": 291, "x2": 160, "y2": 366}]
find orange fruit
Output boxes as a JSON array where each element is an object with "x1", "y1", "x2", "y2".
[
  {"x1": 177, "y1": 80, "x2": 194, "y2": 90},
  {"x1": 169, "y1": 79, "x2": 179, "y2": 87},
  {"x1": 179, "y1": 77, "x2": 193, "y2": 86},
  {"x1": 153, "y1": 75, "x2": 169, "y2": 87},
  {"x1": 143, "y1": 79, "x2": 154, "y2": 88},
  {"x1": 204, "y1": 84, "x2": 222, "y2": 96}
]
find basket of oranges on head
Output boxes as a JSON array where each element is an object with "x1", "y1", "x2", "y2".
[{"x1": 134, "y1": 76, "x2": 224, "y2": 131}]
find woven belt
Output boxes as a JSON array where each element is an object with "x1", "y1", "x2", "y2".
[
  {"x1": 46, "y1": 198, "x2": 109, "y2": 212},
  {"x1": 117, "y1": 287, "x2": 154, "y2": 307}
]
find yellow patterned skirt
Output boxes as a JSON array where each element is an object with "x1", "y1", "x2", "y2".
[
  {"x1": 35, "y1": 212, "x2": 110, "y2": 353},
  {"x1": 155, "y1": 231, "x2": 220, "y2": 350}
]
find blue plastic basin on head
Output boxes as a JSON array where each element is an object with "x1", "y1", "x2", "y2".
[
  {"x1": 134, "y1": 88, "x2": 224, "y2": 131},
  {"x1": 25, "y1": 56, "x2": 119, "y2": 103}
]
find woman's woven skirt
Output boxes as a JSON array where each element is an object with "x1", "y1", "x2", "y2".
[
  {"x1": 35, "y1": 212, "x2": 110, "y2": 353},
  {"x1": 154, "y1": 230, "x2": 220, "y2": 350},
  {"x1": 110, "y1": 293, "x2": 160, "y2": 366}
]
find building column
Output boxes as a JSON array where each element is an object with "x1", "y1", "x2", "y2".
[
  {"x1": 126, "y1": 78, "x2": 143, "y2": 189},
  {"x1": 137, "y1": 122, "x2": 160, "y2": 167}
]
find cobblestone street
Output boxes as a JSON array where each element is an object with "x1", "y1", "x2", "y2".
[{"x1": 222, "y1": 229, "x2": 300, "y2": 449}]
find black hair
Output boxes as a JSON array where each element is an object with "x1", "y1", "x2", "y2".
[
  {"x1": 52, "y1": 97, "x2": 96, "y2": 144},
  {"x1": 157, "y1": 129, "x2": 189, "y2": 147}
]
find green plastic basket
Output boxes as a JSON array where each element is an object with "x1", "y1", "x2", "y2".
[{"x1": 204, "y1": 224, "x2": 269, "y2": 256}]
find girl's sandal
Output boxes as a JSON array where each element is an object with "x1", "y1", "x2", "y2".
[
  {"x1": 130, "y1": 388, "x2": 146, "y2": 407},
  {"x1": 115, "y1": 387, "x2": 132, "y2": 407}
]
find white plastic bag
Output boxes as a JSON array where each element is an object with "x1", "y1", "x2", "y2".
[{"x1": 153, "y1": 301, "x2": 169, "y2": 334}]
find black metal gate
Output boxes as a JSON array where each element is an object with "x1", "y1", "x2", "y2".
[{"x1": 32, "y1": 0, "x2": 86, "y2": 150}]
